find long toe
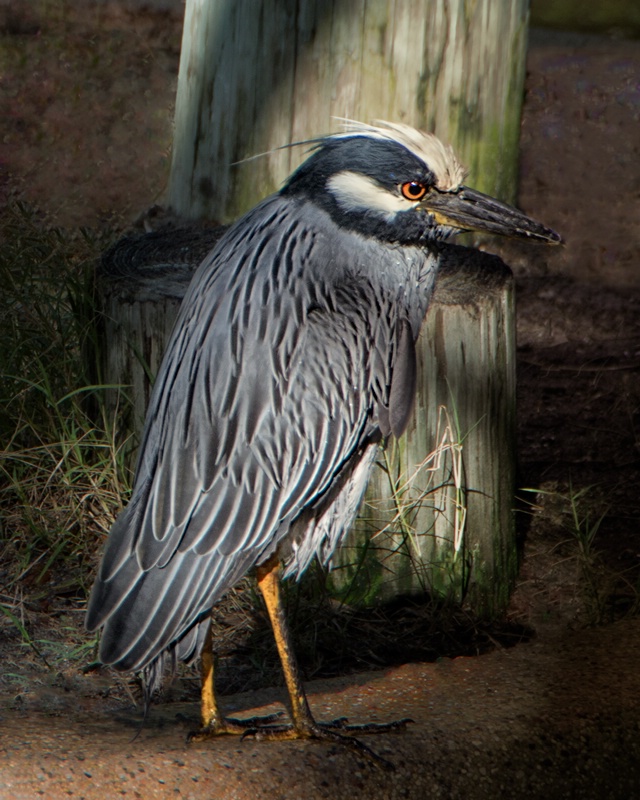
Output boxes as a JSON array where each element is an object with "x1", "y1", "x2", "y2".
[
  {"x1": 242, "y1": 717, "x2": 406, "y2": 771},
  {"x1": 187, "y1": 711, "x2": 284, "y2": 741}
]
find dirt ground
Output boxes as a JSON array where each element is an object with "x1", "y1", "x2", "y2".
[{"x1": 1, "y1": 3, "x2": 640, "y2": 798}]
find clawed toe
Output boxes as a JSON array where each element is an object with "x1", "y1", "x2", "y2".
[
  {"x1": 190, "y1": 705, "x2": 411, "y2": 769},
  {"x1": 236, "y1": 715, "x2": 411, "y2": 771},
  {"x1": 187, "y1": 711, "x2": 284, "y2": 741}
]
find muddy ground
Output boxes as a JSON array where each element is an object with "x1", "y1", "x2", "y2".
[{"x1": 0, "y1": 3, "x2": 639, "y2": 798}]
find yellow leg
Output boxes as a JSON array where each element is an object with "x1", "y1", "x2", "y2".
[
  {"x1": 256, "y1": 556, "x2": 316, "y2": 736},
  {"x1": 188, "y1": 617, "x2": 282, "y2": 741},
  {"x1": 190, "y1": 557, "x2": 410, "y2": 768},
  {"x1": 255, "y1": 556, "x2": 410, "y2": 769},
  {"x1": 199, "y1": 623, "x2": 219, "y2": 729}
]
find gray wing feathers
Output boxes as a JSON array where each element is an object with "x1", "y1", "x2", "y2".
[
  {"x1": 388, "y1": 318, "x2": 417, "y2": 437},
  {"x1": 86, "y1": 196, "x2": 419, "y2": 674}
]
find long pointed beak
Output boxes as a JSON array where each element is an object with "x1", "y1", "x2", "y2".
[{"x1": 419, "y1": 185, "x2": 562, "y2": 244}]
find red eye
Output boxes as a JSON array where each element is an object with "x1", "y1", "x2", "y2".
[{"x1": 400, "y1": 181, "x2": 427, "y2": 201}]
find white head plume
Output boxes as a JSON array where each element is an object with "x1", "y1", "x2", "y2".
[{"x1": 334, "y1": 119, "x2": 467, "y2": 192}]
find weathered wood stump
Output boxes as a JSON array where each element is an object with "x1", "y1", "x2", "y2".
[
  {"x1": 97, "y1": 226, "x2": 225, "y2": 436},
  {"x1": 98, "y1": 232, "x2": 516, "y2": 616}
]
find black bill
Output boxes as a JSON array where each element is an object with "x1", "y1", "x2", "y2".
[{"x1": 420, "y1": 185, "x2": 562, "y2": 244}]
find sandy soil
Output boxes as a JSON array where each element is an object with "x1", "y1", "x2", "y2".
[
  {"x1": 1, "y1": 3, "x2": 640, "y2": 798},
  {"x1": 4, "y1": 620, "x2": 640, "y2": 799}
]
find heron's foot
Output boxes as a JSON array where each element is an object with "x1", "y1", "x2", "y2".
[
  {"x1": 242, "y1": 716, "x2": 413, "y2": 771},
  {"x1": 187, "y1": 711, "x2": 284, "y2": 742}
]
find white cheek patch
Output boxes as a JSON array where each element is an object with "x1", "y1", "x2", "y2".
[{"x1": 327, "y1": 171, "x2": 414, "y2": 218}]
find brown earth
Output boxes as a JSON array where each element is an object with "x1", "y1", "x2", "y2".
[{"x1": 1, "y1": 4, "x2": 640, "y2": 798}]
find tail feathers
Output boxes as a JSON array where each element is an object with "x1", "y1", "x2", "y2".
[
  {"x1": 92, "y1": 543, "x2": 259, "y2": 674},
  {"x1": 141, "y1": 616, "x2": 210, "y2": 708}
]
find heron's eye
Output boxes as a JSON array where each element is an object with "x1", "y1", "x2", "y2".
[{"x1": 400, "y1": 181, "x2": 428, "y2": 201}]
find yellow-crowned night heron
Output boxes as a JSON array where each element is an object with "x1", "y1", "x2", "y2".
[{"x1": 86, "y1": 121, "x2": 559, "y2": 766}]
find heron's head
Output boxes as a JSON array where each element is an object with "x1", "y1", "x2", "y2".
[{"x1": 282, "y1": 120, "x2": 561, "y2": 246}]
